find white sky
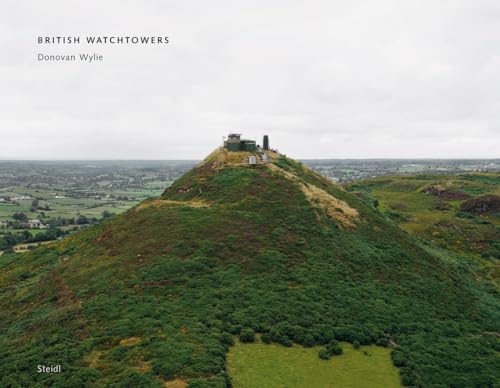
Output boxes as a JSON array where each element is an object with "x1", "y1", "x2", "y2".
[{"x1": 1, "y1": 0, "x2": 499, "y2": 159}]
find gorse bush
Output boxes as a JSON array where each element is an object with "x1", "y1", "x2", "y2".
[{"x1": 239, "y1": 328, "x2": 256, "y2": 343}]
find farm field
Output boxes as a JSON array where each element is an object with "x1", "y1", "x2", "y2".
[
  {"x1": 0, "y1": 161, "x2": 195, "y2": 251},
  {"x1": 227, "y1": 340, "x2": 401, "y2": 388},
  {"x1": 0, "y1": 193, "x2": 139, "y2": 223},
  {"x1": 347, "y1": 173, "x2": 500, "y2": 283},
  {"x1": 13, "y1": 240, "x2": 56, "y2": 253}
]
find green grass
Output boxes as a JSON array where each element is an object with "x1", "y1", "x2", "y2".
[{"x1": 227, "y1": 340, "x2": 401, "y2": 388}]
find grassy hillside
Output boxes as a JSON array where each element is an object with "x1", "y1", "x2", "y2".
[
  {"x1": 0, "y1": 150, "x2": 499, "y2": 387},
  {"x1": 346, "y1": 173, "x2": 500, "y2": 284}
]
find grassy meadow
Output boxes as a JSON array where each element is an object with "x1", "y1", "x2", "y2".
[{"x1": 228, "y1": 340, "x2": 401, "y2": 388}]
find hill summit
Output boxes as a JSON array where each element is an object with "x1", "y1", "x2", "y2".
[{"x1": 0, "y1": 146, "x2": 498, "y2": 387}]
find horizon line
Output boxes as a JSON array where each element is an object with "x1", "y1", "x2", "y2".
[{"x1": 0, "y1": 157, "x2": 499, "y2": 162}]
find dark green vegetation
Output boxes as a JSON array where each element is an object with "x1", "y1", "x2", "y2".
[
  {"x1": 0, "y1": 227, "x2": 65, "y2": 251},
  {"x1": 0, "y1": 152, "x2": 499, "y2": 387},
  {"x1": 318, "y1": 340, "x2": 343, "y2": 359}
]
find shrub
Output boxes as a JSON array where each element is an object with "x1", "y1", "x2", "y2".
[
  {"x1": 303, "y1": 333, "x2": 315, "y2": 347},
  {"x1": 392, "y1": 350, "x2": 408, "y2": 367},
  {"x1": 318, "y1": 349, "x2": 330, "y2": 360},
  {"x1": 228, "y1": 324, "x2": 242, "y2": 335},
  {"x1": 118, "y1": 371, "x2": 154, "y2": 386},
  {"x1": 152, "y1": 362, "x2": 177, "y2": 380},
  {"x1": 400, "y1": 368, "x2": 419, "y2": 386},
  {"x1": 269, "y1": 326, "x2": 293, "y2": 347},
  {"x1": 261, "y1": 333, "x2": 272, "y2": 344},
  {"x1": 375, "y1": 337, "x2": 389, "y2": 347},
  {"x1": 353, "y1": 341, "x2": 360, "y2": 349},
  {"x1": 279, "y1": 337, "x2": 293, "y2": 347},
  {"x1": 220, "y1": 332, "x2": 234, "y2": 347},
  {"x1": 109, "y1": 346, "x2": 127, "y2": 361},
  {"x1": 326, "y1": 340, "x2": 343, "y2": 356},
  {"x1": 239, "y1": 328, "x2": 255, "y2": 343}
]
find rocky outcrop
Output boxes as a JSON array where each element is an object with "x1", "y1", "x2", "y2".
[{"x1": 460, "y1": 194, "x2": 500, "y2": 214}]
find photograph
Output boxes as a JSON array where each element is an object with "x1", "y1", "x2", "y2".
[{"x1": 0, "y1": 1, "x2": 499, "y2": 387}]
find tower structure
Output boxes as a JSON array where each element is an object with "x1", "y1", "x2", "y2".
[
  {"x1": 263, "y1": 135, "x2": 269, "y2": 151},
  {"x1": 223, "y1": 133, "x2": 256, "y2": 152}
]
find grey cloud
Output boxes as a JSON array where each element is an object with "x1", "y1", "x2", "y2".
[{"x1": 0, "y1": 0, "x2": 499, "y2": 159}]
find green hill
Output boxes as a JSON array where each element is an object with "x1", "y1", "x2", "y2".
[{"x1": 0, "y1": 149, "x2": 498, "y2": 387}]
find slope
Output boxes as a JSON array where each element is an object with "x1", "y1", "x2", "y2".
[
  {"x1": 347, "y1": 173, "x2": 500, "y2": 284},
  {"x1": 0, "y1": 149, "x2": 498, "y2": 387}
]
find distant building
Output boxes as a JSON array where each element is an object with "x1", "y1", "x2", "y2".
[
  {"x1": 224, "y1": 133, "x2": 256, "y2": 152},
  {"x1": 26, "y1": 219, "x2": 48, "y2": 229},
  {"x1": 11, "y1": 196, "x2": 32, "y2": 201}
]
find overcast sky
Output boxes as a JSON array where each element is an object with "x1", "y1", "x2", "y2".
[{"x1": 1, "y1": 0, "x2": 499, "y2": 159}]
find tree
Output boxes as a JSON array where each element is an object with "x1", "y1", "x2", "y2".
[
  {"x1": 76, "y1": 215, "x2": 89, "y2": 225},
  {"x1": 31, "y1": 199, "x2": 39, "y2": 212},
  {"x1": 102, "y1": 210, "x2": 114, "y2": 219},
  {"x1": 13, "y1": 212, "x2": 28, "y2": 222}
]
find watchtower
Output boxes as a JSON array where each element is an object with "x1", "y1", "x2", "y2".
[
  {"x1": 224, "y1": 133, "x2": 243, "y2": 151},
  {"x1": 223, "y1": 133, "x2": 256, "y2": 152},
  {"x1": 263, "y1": 135, "x2": 269, "y2": 151}
]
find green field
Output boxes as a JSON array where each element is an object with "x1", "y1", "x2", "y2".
[
  {"x1": 0, "y1": 188, "x2": 149, "y2": 223},
  {"x1": 228, "y1": 340, "x2": 401, "y2": 388}
]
